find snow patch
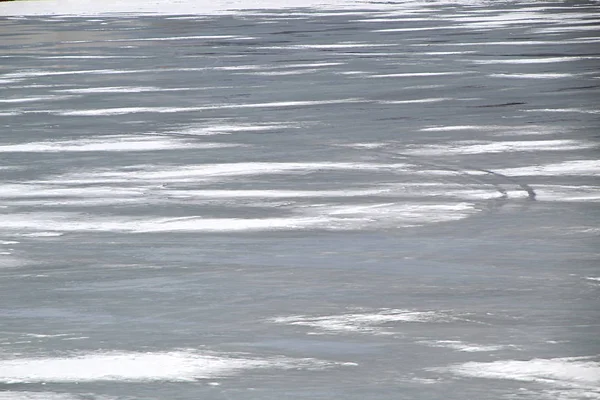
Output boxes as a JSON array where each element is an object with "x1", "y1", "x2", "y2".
[
  {"x1": 0, "y1": 350, "x2": 351, "y2": 383},
  {"x1": 271, "y1": 308, "x2": 452, "y2": 334},
  {"x1": 434, "y1": 357, "x2": 600, "y2": 398}
]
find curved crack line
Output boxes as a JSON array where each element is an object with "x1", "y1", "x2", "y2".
[
  {"x1": 465, "y1": 166, "x2": 536, "y2": 201},
  {"x1": 365, "y1": 147, "x2": 536, "y2": 202},
  {"x1": 372, "y1": 149, "x2": 507, "y2": 201}
]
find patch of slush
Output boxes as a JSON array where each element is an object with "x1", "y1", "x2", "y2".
[
  {"x1": 524, "y1": 108, "x2": 600, "y2": 115},
  {"x1": 351, "y1": 16, "x2": 439, "y2": 23},
  {"x1": 374, "y1": 25, "x2": 462, "y2": 32},
  {"x1": 23, "y1": 333, "x2": 71, "y2": 339},
  {"x1": 21, "y1": 0, "x2": 341, "y2": 16},
  {"x1": 420, "y1": 51, "x2": 478, "y2": 55},
  {"x1": 0, "y1": 96, "x2": 74, "y2": 103},
  {"x1": 1, "y1": 68, "x2": 199, "y2": 80},
  {"x1": 584, "y1": 277, "x2": 600, "y2": 287},
  {"x1": 55, "y1": 106, "x2": 205, "y2": 116},
  {"x1": 409, "y1": 37, "x2": 600, "y2": 47},
  {"x1": 0, "y1": 136, "x2": 238, "y2": 153},
  {"x1": 0, "y1": 392, "x2": 117, "y2": 400},
  {"x1": 174, "y1": 122, "x2": 296, "y2": 136},
  {"x1": 448, "y1": 9, "x2": 596, "y2": 29},
  {"x1": 433, "y1": 356, "x2": 600, "y2": 399},
  {"x1": 215, "y1": 62, "x2": 342, "y2": 71},
  {"x1": 104, "y1": 35, "x2": 250, "y2": 42},
  {"x1": 0, "y1": 184, "x2": 145, "y2": 199},
  {"x1": 163, "y1": 188, "x2": 389, "y2": 199},
  {"x1": 240, "y1": 69, "x2": 321, "y2": 76},
  {"x1": 490, "y1": 73, "x2": 576, "y2": 79},
  {"x1": 0, "y1": 181, "x2": 488, "y2": 224},
  {"x1": 0, "y1": 214, "x2": 328, "y2": 233},
  {"x1": 271, "y1": 308, "x2": 452, "y2": 335},
  {"x1": 377, "y1": 97, "x2": 452, "y2": 104},
  {"x1": 162, "y1": 184, "x2": 499, "y2": 201},
  {"x1": 419, "y1": 124, "x2": 563, "y2": 136},
  {"x1": 40, "y1": 55, "x2": 149, "y2": 59},
  {"x1": 54, "y1": 98, "x2": 363, "y2": 116},
  {"x1": 0, "y1": 199, "x2": 478, "y2": 233},
  {"x1": 497, "y1": 160, "x2": 600, "y2": 177},
  {"x1": 534, "y1": 185, "x2": 600, "y2": 202},
  {"x1": 0, "y1": 350, "x2": 352, "y2": 383},
  {"x1": 305, "y1": 202, "x2": 478, "y2": 228},
  {"x1": 534, "y1": 24, "x2": 600, "y2": 34},
  {"x1": 260, "y1": 43, "x2": 393, "y2": 50},
  {"x1": 16, "y1": 232, "x2": 64, "y2": 238},
  {"x1": 55, "y1": 86, "x2": 199, "y2": 94},
  {"x1": 471, "y1": 56, "x2": 600, "y2": 64},
  {"x1": 368, "y1": 72, "x2": 470, "y2": 78},
  {"x1": 417, "y1": 340, "x2": 517, "y2": 352},
  {"x1": 403, "y1": 140, "x2": 594, "y2": 156},
  {"x1": 48, "y1": 162, "x2": 412, "y2": 184},
  {"x1": 380, "y1": 183, "x2": 503, "y2": 200}
]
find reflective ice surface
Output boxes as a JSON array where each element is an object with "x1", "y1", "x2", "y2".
[{"x1": 1, "y1": 1, "x2": 599, "y2": 399}]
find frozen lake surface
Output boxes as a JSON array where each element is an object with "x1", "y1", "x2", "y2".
[{"x1": 0, "y1": 1, "x2": 599, "y2": 399}]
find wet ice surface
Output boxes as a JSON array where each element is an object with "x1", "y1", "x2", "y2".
[{"x1": 0, "y1": 0, "x2": 599, "y2": 399}]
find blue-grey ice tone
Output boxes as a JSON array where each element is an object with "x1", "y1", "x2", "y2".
[{"x1": 0, "y1": 1, "x2": 599, "y2": 399}]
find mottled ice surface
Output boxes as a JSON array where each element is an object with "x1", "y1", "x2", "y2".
[{"x1": 0, "y1": 0, "x2": 599, "y2": 399}]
